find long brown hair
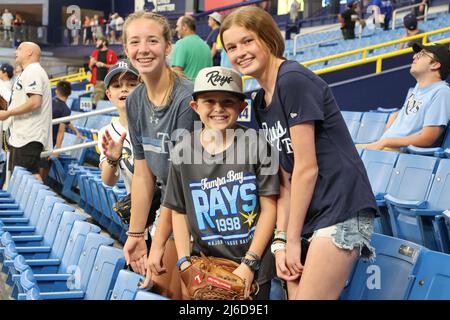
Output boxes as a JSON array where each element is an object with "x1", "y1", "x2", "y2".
[{"x1": 220, "y1": 6, "x2": 285, "y2": 59}]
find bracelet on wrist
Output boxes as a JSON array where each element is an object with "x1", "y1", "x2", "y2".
[
  {"x1": 245, "y1": 250, "x2": 261, "y2": 261},
  {"x1": 270, "y1": 242, "x2": 286, "y2": 255},
  {"x1": 176, "y1": 256, "x2": 191, "y2": 270},
  {"x1": 273, "y1": 237, "x2": 287, "y2": 243},
  {"x1": 274, "y1": 229, "x2": 287, "y2": 241},
  {"x1": 126, "y1": 231, "x2": 145, "y2": 238},
  {"x1": 106, "y1": 155, "x2": 122, "y2": 167}
]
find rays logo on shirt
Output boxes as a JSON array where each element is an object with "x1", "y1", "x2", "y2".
[
  {"x1": 189, "y1": 171, "x2": 258, "y2": 247},
  {"x1": 28, "y1": 81, "x2": 37, "y2": 90},
  {"x1": 261, "y1": 120, "x2": 294, "y2": 154},
  {"x1": 405, "y1": 93, "x2": 422, "y2": 115}
]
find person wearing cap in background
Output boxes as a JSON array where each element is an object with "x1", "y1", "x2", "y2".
[
  {"x1": 205, "y1": 12, "x2": 222, "y2": 66},
  {"x1": 359, "y1": 43, "x2": 450, "y2": 150},
  {"x1": 98, "y1": 60, "x2": 139, "y2": 194},
  {"x1": 172, "y1": 15, "x2": 212, "y2": 80},
  {"x1": 0, "y1": 62, "x2": 13, "y2": 104},
  {"x1": 163, "y1": 66, "x2": 279, "y2": 299},
  {"x1": 399, "y1": 14, "x2": 426, "y2": 50},
  {"x1": 89, "y1": 35, "x2": 118, "y2": 108},
  {"x1": 339, "y1": 1, "x2": 365, "y2": 40}
]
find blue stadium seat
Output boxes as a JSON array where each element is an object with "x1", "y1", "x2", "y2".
[
  {"x1": 16, "y1": 232, "x2": 114, "y2": 298},
  {"x1": 10, "y1": 220, "x2": 101, "y2": 298},
  {"x1": 134, "y1": 290, "x2": 169, "y2": 300},
  {"x1": 110, "y1": 269, "x2": 144, "y2": 300},
  {"x1": 340, "y1": 233, "x2": 426, "y2": 300},
  {"x1": 18, "y1": 245, "x2": 125, "y2": 300},
  {"x1": 361, "y1": 149, "x2": 399, "y2": 235},
  {"x1": 341, "y1": 111, "x2": 363, "y2": 140},
  {"x1": 354, "y1": 112, "x2": 389, "y2": 144},
  {"x1": 384, "y1": 154, "x2": 440, "y2": 250},
  {"x1": 404, "y1": 250, "x2": 450, "y2": 300}
]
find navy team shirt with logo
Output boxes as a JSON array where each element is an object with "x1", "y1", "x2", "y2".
[
  {"x1": 253, "y1": 60, "x2": 378, "y2": 236},
  {"x1": 163, "y1": 126, "x2": 279, "y2": 284}
]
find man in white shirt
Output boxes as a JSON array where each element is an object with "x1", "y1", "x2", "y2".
[
  {"x1": 0, "y1": 42, "x2": 52, "y2": 180},
  {"x1": 1, "y1": 9, "x2": 14, "y2": 41}
]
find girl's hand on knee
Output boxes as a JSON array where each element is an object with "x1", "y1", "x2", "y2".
[
  {"x1": 286, "y1": 241, "x2": 304, "y2": 277},
  {"x1": 275, "y1": 250, "x2": 300, "y2": 281}
]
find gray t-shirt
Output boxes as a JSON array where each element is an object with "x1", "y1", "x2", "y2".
[
  {"x1": 126, "y1": 76, "x2": 198, "y2": 193},
  {"x1": 163, "y1": 126, "x2": 280, "y2": 284}
]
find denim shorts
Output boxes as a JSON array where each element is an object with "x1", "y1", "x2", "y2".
[{"x1": 308, "y1": 210, "x2": 376, "y2": 262}]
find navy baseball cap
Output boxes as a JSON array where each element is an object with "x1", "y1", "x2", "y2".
[
  {"x1": 104, "y1": 60, "x2": 139, "y2": 87},
  {"x1": 413, "y1": 43, "x2": 450, "y2": 78},
  {"x1": 0, "y1": 63, "x2": 13, "y2": 78},
  {"x1": 403, "y1": 14, "x2": 417, "y2": 31}
]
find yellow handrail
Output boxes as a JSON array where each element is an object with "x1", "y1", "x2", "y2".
[
  {"x1": 303, "y1": 26, "x2": 450, "y2": 67},
  {"x1": 314, "y1": 37, "x2": 450, "y2": 75},
  {"x1": 241, "y1": 26, "x2": 450, "y2": 82},
  {"x1": 49, "y1": 68, "x2": 90, "y2": 86}
]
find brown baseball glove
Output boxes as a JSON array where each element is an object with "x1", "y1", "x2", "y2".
[
  {"x1": 0, "y1": 95, "x2": 7, "y2": 111},
  {"x1": 180, "y1": 253, "x2": 258, "y2": 300}
]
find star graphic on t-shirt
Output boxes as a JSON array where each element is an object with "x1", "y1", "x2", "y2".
[{"x1": 240, "y1": 209, "x2": 257, "y2": 228}]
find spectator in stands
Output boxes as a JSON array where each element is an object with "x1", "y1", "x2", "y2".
[
  {"x1": 38, "y1": 80, "x2": 82, "y2": 180},
  {"x1": 0, "y1": 62, "x2": 14, "y2": 95},
  {"x1": 359, "y1": 43, "x2": 450, "y2": 151},
  {"x1": 172, "y1": 15, "x2": 212, "y2": 80},
  {"x1": 222, "y1": 6, "x2": 378, "y2": 300},
  {"x1": 98, "y1": 60, "x2": 138, "y2": 193},
  {"x1": 1, "y1": 9, "x2": 14, "y2": 41},
  {"x1": 285, "y1": 0, "x2": 302, "y2": 40},
  {"x1": 205, "y1": 12, "x2": 222, "y2": 67},
  {"x1": 399, "y1": 14, "x2": 425, "y2": 50},
  {"x1": 83, "y1": 16, "x2": 93, "y2": 45},
  {"x1": 121, "y1": 11, "x2": 198, "y2": 299},
  {"x1": 339, "y1": 1, "x2": 364, "y2": 40},
  {"x1": 166, "y1": 66, "x2": 279, "y2": 300},
  {"x1": 372, "y1": 0, "x2": 393, "y2": 30},
  {"x1": 412, "y1": 0, "x2": 429, "y2": 21},
  {"x1": 13, "y1": 14, "x2": 24, "y2": 45},
  {"x1": 89, "y1": 35, "x2": 118, "y2": 108},
  {"x1": 0, "y1": 42, "x2": 52, "y2": 180},
  {"x1": 68, "y1": 10, "x2": 81, "y2": 46},
  {"x1": 114, "y1": 13, "x2": 124, "y2": 44}
]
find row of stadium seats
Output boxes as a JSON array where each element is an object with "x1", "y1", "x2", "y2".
[
  {"x1": 2, "y1": 167, "x2": 450, "y2": 300},
  {"x1": 341, "y1": 233, "x2": 450, "y2": 300},
  {"x1": 342, "y1": 109, "x2": 450, "y2": 155},
  {"x1": 0, "y1": 167, "x2": 166, "y2": 300},
  {"x1": 285, "y1": 12, "x2": 450, "y2": 70}
]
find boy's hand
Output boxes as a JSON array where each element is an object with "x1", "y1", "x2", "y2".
[
  {"x1": 102, "y1": 129, "x2": 126, "y2": 161},
  {"x1": 233, "y1": 263, "x2": 255, "y2": 299}
]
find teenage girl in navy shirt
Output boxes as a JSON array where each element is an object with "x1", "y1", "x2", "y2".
[{"x1": 221, "y1": 6, "x2": 379, "y2": 299}]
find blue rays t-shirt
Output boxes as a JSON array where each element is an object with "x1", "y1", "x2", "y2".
[
  {"x1": 381, "y1": 81, "x2": 450, "y2": 144},
  {"x1": 163, "y1": 126, "x2": 280, "y2": 284}
]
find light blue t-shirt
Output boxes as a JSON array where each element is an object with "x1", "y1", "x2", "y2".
[{"x1": 381, "y1": 81, "x2": 450, "y2": 141}]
